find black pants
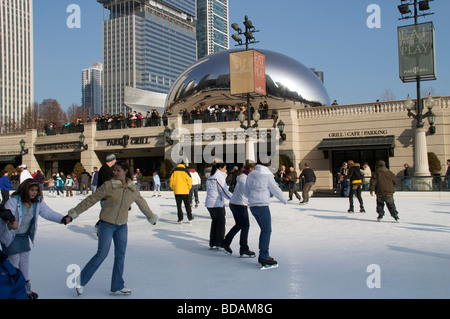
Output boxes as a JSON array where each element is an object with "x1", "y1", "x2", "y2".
[
  {"x1": 175, "y1": 194, "x2": 192, "y2": 221},
  {"x1": 349, "y1": 184, "x2": 364, "y2": 210},
  {"x1": 223, "y1": 204, "x2": 250, "y2": 254},
  {"x1": 1, "y1": 190, "x2": 10, "y2": 206},
  {"x1": 207, "y1": 207, "x2": 226, "y2": 248}
]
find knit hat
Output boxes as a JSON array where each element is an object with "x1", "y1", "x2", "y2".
[{"x1": 105, "y1": 154, "x2": 116, "y2": 162}]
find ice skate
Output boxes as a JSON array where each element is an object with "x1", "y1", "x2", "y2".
[
  {"x1": 347, "y1": 208, "x2": 354, "y2": 213},
  {"x1": 75, "y1": 285, "x2": 84, "y2": 296},
  {"x1": 360, "y1": 207, "x2": 366, "y2": 213},
  {"x1": 239, "y1": 250, "x2": 256, "y2": 258},
  {"x1": 26, "y1": 281, "x2": 38, "y2": 299},
  {"x1": 221, "y1": 244, "x2": 232, "y2": 255},
  {"x1": 259, "y1": 256, "x2": 278, "y2": 270},
  {"x1": 110, "y1": 287, "x2": 132, "y2": 296}
]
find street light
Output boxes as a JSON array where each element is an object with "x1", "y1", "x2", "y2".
[
  {"x1": 398, "y1": 0, "x2": 435, "y2": 181},
  {"x1": 19, "y1": 139, "x2": 28, "y2": 155},
  {"x1": 164, "y1": 126, "x2": 173, "y2": 145},
  {"x1": 277, "y1": 120, "x2": 286, "y2": 141},
  {"x1": 79, "y1": 133, "x2": 88, "y2": 151},
  {"x1": 231, "y1": 15, "x2": 260, "y2": 130}
]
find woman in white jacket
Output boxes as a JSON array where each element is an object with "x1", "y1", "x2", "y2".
[
  {"x1": 244, "y1": 160, "x2": 287, "y2": 268},
  {"x1": 221, "y1": 162, "x2": 256, "y2": 257},
  {"x1": 205, "y1": 162, "x2": 232, "y2": 250}
]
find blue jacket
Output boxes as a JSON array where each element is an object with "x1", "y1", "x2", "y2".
[
  {"x1": 0, "y1": 250, "x2": 27, "y2": 299},
  {"x1": 0, "y1": 176, "x2": 12, "y2": 191}
]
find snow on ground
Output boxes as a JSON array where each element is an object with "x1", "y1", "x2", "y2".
[{"x1": 25, "y1": 191, "x2": 450, "y2": 299}]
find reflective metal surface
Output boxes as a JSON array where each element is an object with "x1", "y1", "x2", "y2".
[{"x1": 165, "y1": 49, "x2": 330, "y2": 113}]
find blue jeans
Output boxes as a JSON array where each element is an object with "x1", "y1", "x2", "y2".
[
  {"x1": 80, "y1": 221, "x2": 127, "y2": 292},
  {"x1": 249, "y1": 206, "x2": 272, "y2": 259}
]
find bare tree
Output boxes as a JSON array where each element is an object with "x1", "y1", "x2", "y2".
[
  {"x1": 39, "y1": 99, "x2": 67, "y2": 127},
  {"x1": 67, "y1": 103, "x2": 87, "y2": 123},
  {"x1": 379, "y1": 88, "x2": 396, "y2": 101}
]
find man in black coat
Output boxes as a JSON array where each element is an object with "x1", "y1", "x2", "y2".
[
  {"x1": 299, "y1": 163, "x2": 316, "y2": 204},
  {"x1": 98, "y1": 153, "x2": 116, "y2": 189}
]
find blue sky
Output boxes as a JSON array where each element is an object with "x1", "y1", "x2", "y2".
[{"x1": 33, "y1": 0, "x2": 450, "y2": 109}]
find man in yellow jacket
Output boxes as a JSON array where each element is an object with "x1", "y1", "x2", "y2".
[{"x1": 170, "y1": 162, "x2": 193, "y2": 223}]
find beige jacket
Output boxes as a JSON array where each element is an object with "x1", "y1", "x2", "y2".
[{"x1": 68, "y1": 178, "x2": 157, "y2": 225}]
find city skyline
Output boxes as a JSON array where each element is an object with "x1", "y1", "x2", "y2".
[{"x1": 33, "y1": 0, "x2": 450, "y2": 111}]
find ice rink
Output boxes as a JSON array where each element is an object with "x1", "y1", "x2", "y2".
[{"x1": 20, "y1": 190, "x2": 450, "y2": 299}]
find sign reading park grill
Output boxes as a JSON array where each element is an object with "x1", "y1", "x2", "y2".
[{"x1": 398, "y1": 22, "x2": 436, "y2": 83}]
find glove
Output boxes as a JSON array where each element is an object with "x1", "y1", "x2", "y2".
[
  {"x1": 61, "y1": 215, "x2": 73, "y2": 225},
  {"x1": 148, "y1": 214, "x2": 158, "y2": 225},
  {"x1": 0, "y1": 208, "x2": 15, "y2": 223}
]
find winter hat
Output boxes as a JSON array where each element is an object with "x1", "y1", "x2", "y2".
[
  {"x1": 19, "y1": 164, "x2": 27, "y2": 168},
  {"x1": 105, "y1": 153, "x2": 116, "y2": 162}
]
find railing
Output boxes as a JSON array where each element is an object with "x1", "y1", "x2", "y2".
[
  {"x1": 37, "y1": 124, "x2": 84, "y2": 137},
  {"x1": 180, "y1": 109, "x2": 278, "y2": 124},
  {"x1": 297, "y1": 96, "x2": 450, "y2": 119},
  {"x1": 96, "y1": 117, "x2": 165, "y2": 130}
]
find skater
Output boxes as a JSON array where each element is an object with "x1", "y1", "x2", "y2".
[
  {"x1": 339, "y1": 162, "x2": 350, "y2": 197},
  {"x1": 19, "y1": 164, "x2": 32, "y2": 184},
  {"x1": 244, "y1": 158, "x2": 287, "y2": 269},
  {"x1": 0, "y1": 170, "x2": 13, "y2": 206},
  {"x1": 221, "y1": 162, "x2": 255, "y2": 257},
  {"x1": 287, "y1": 167, "x2": 301, "y2": 202},
  {"x1": 0, "y1": 178, "x2": 71, "y2": 299},
  {"x1": 205, "y1": 162, "x2": 232, "y2": 250},
  {"x1": 299, "y1": 163, "x2": 316, "y2": 204},
  {"x1": 46, "y1": 174, "x2": 56, "y2": 196},
  {"x1": 346, "y1": 161, "x2": 365, "y2": 213},
  {"x1": 188, "y1": 168, "x2": 201, "y2": 208},
  {"x1": 169, "y1": 161, "x2": 193, "y2": 223},
  {"x1": 65, "y1": 174, "x2": 74, "y2": 197},
  {"x1": 369, "y1": 160, "x2": 399, "y2": 222},
  {"x1": 152, "y1": 171, "x2": 161, "y2": 197},
  {"x1": 80, "y1": 169, "x2": 91, "y2": 195},
  {"x1": 55, "y1": 173, "x2": 65, "y2": 197},
  {"x1": 67, "y1": 161, "x2": 158, "y2": 296}
]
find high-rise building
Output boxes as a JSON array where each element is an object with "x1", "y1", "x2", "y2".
[
  {"x1": 196, "y1": 0, "x2": 229, "y2": 60},
  {"x1": 0, "y1": 0, "x2": 34, "y2": 132},
  {"x1": 82, "y1": 63, "x2": 103, "y2": 118},
  {"x1": 97, "y1": 0, "x2": 197, "y2": 115}
]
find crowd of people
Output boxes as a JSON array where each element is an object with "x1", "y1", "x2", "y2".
[
  {"x1": 179, "y1": 101, "x2": 278, "y2": 124},
  {"x1": 93, "y1": 109, "x2": 168, "y2": 130},
  {"x1": 42, "y1": 119, "x2": 84, "y2": 136}
]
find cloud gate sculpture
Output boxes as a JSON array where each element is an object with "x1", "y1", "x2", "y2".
[{"x1": 165, "y1": 49, "x2": 330, "y2": 114}]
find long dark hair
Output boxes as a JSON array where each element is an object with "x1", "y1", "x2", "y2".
[
  {"x1": 13, "y1": 178, "x2": 42, "y2": 203},
  {"x1": 211, "y1": 162, "x2": 226, "y2": 176},
  {"x1": 113, "y1": 160, "x2": 133, "y2": 180}
]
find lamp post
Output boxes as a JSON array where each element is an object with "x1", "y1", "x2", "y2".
[
  {"x1": 19, "y1": 139, "x2": 28, "y2": 166},
  {"x1": 164, "y1": 126, "x2": 173, "y2": 145},
  {"x1": 404, "y1": 94, "x2": 436, "y2": 177},
  {"x1": 231, "y1": 15, "x2": 260, "y2": 131},
  {"x1": 79, "y1": 133, "x2": 88, "y2": 151},
  {"x1": 398, "y1": 1, "x2": 435, "y2": 179}
]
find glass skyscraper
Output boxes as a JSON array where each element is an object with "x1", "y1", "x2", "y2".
[
  {"x1": 196, "y1": 0, "x2": 229, "y2": 60},
  {"x1": 98, "y1": 0, "x2": 197, "y2": 115},
  {"x1": 0, "y1": 0, "x2": 34, "y2": 132}
]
